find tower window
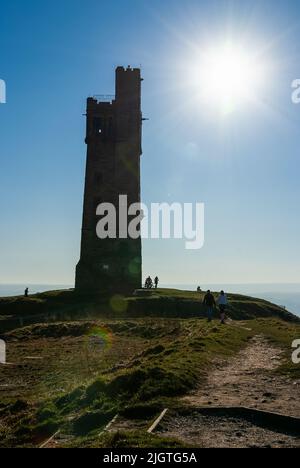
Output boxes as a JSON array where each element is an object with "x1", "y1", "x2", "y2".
[
  {"x1": 92, "y1": 116, "x2": 114, "y2": 138},
  {"x1": 93, "y1": 117, "x2": 103, "y2": 135}
]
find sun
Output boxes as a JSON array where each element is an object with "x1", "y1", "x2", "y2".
[{"x1": 191, "y1": 43, "x2": 264, "y2": 114}]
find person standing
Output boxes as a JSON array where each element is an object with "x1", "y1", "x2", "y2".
[
  {"x1": 144, "y1": 276, "x2": 153, "y2": 289},
  {"x1": 217, "y1": 290, "x2": 228, "y2": 324},
  {"x1": 203, "y1": 290, "x2": 216, "y2": 322},
  {"x1": 24, "y1": 287, "x2": 29, "y2": 297},
  {"x1": 154, "y1": 276, "x2": 159, "y2": 289}
]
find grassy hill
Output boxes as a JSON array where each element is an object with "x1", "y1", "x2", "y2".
[
  {"x1": 0, "y1": 288, "x2": 299, "y2": 447},
  {"x1": 0, "y1": 288, "x2": 298, "y2": 334}
]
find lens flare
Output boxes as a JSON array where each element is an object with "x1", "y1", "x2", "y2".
[
  {"x1": 86, "y1": 325, "x2": 113, "y2": 350},
  {"x1": 128, "y1": 257, "x2": 140, "y2": 276},
  {"x1": 110, "y1": 294, "x2": 128, "y2": 313}
]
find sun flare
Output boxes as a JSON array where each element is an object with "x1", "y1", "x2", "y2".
[{"x1": 191, "y1": 43, "x2": 264, "y2": 114}]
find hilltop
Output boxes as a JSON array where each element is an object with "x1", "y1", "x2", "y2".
[
  {"x1": 0, "y1": 288, "x2": 298, "y2": 334},
  {"x1": 0, "y1": 289, "x2": 299, "y2": 448}
]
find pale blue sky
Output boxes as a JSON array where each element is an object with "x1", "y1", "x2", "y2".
[{"x1": 0, "y1": 0, "x2": 300, "y2": 285}]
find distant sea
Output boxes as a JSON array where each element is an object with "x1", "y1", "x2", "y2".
[{"x1": 0, "y1": 283, "x2": 300, "y2": 317}]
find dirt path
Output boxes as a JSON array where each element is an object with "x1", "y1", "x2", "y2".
[
  {"x1": 40, "y1": 334, "x2": 300, "y2": 448},
  {"x1": 155, "y1": 335, "x2": 300, "y2": 447},
  {"x1": 183, "y1": 335, "x2": 300, "y2": 417}
]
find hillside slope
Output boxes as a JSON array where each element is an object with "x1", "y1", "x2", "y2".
[{"x1": 0, "y1": 289, "x2": 299, "y2": 448}]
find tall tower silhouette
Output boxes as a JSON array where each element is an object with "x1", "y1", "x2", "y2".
[{"x1": 75, "y1": 66, "x2": 142, "y2": 294}]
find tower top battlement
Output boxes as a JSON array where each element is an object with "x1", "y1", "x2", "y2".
[
  {"x1": 116, "y1": 65, "x2": 140, "y2": 73},
  {"x1": 88, "y1": 67, "x2": 142, "y2": 107}
]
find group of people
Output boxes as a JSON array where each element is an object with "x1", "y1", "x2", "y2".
[
  {"x1": 144, "y1": 276, "x2": 159, "y2": 289},
  {"x1": 142, "y1": 280, "x2": 227, "y2": 322},
  {"x1": 203, "y1": 289, "x2": 228, "y2": 324}
]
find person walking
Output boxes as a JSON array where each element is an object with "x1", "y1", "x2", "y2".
[
  {"x1": 203, "y1": 290, "x2": 216, "y2": 322},
  {"x1": 217, "y1": 290, "x2": 228, "y2": 324}
]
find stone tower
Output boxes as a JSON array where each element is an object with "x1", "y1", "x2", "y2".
[{"x1": 75, "y1": 66, "x2": 142, "y2": 294}]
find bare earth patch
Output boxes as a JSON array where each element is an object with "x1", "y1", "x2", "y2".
[
  {"x1": 157, "y1": 411, "x2": 300, "y2": 448},
  {"x1": 183, "y1": 335, "x2": 300, "y2": 417}
]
